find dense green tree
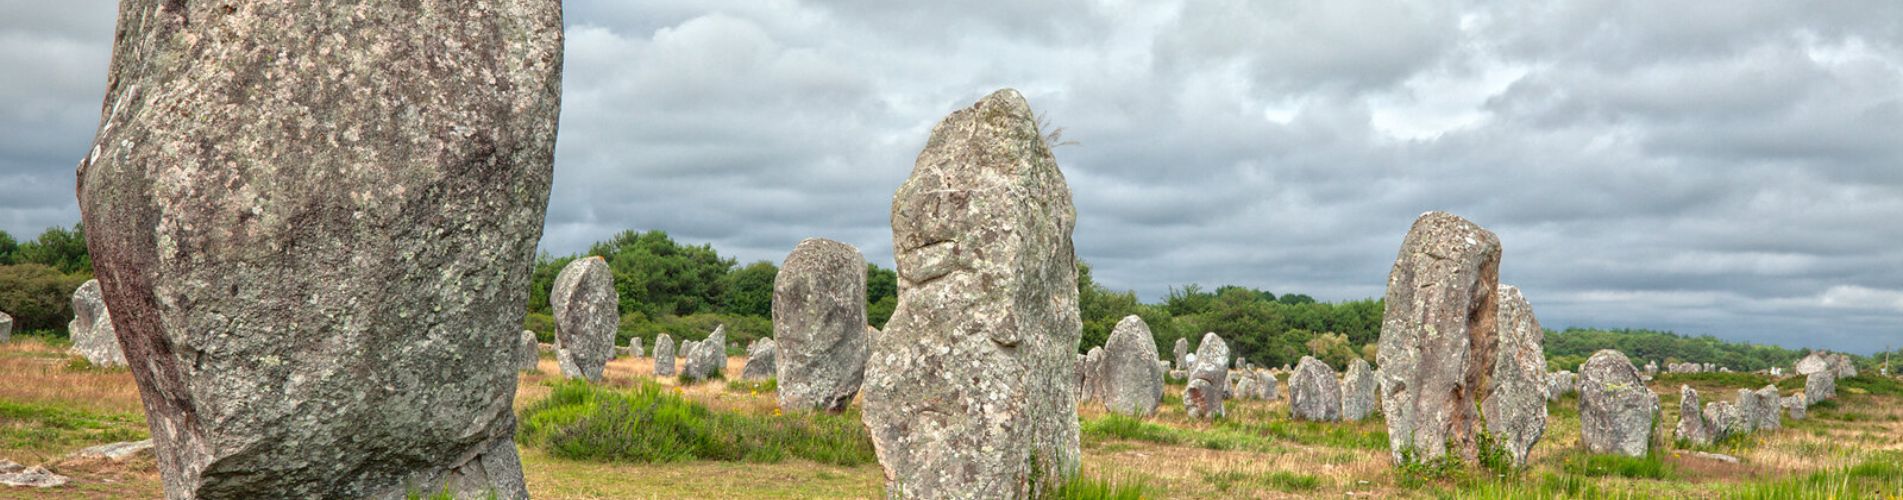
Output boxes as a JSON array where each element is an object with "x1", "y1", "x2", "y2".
[
  {"x1": 866, "y1": 263, "x2": 897, "y2": 328},
  {"x1": 589, "y1": 230, "x2": 735, "y2": 318},
  {"x1": 0, "y1": 230, "x2": 17, "y2": 265},
  {"x1": 721, "y1": 260, "x2": 778, "y2": 317},
  {"x1": 14, "y1": 224, "x2": 90, "y2": 275}
]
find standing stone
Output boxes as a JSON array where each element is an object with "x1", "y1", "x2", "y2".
[
  {"x1": 1805, "y1": 372, "x2": 1835, "y2": 405},
  {"x1": 741, "y1": 338, "x2": 777, "y2": 381},
  {"x1": 631, "y1": 337, "x2": 644, "y2": 358},
  {"x1": 1341, "y1": 359, "x2": 1377, "y2": 421},
  {"x1": 1483, "y1": 284, "x2": 1547, "y2": 467},
  {"x1": 1578, "y1": 350, "x2": 1659, "y2": 457},
  {"x1": 1073, "y1": 354, "x2": 1088, "y2": 401},
  {"x1": 862, "y1": 89, "x2": 1081, "y2": 498},
  {"x1": 67, "y1": 279, "x2": 127, "y2": 367},
  {"x1": 73, "y1": 1, "x2": 561, "y2": 496},
  {"x1": 516, "y1": 331, "x2": 540, "y2": 372},
  {"x1": 1704, "y1": 401, "x2": 1743, "y2": 441},
  {"x1": 0, "y1": 311, "x2": 11, "y2": 342},
  {"x1": 552, "y1": 257, "x2": 618, "y2": 382},
  {"x1": 654, "y1": 334, "x2": 678, "y2": 377},
  {"x1": 1783, "y1": 394, "x2": 1807, "y2": 420},
  {"x1": 1173, "y1": 338, "x2": 1190, "y2": 374},
  {"x1": 1083, "y1": 347, "x2": 1106, "y2": 402},
  {"x1": 1795, "y1": 352, "x2": 1831, "y2": 376},
  {"x1": 1261, "y1": 371, "x2": 1280, "y2": 401},
  {"x1": 773, "y1": 238, "x2": 870, "y2": 412},
  {"x1": 683, "y1": 326, "x2": 727, "y2": 381},
  {"x1": 1829, "y1": 353, "x2": 1858, "y2": 379},
  {"x1": 1376, "y1": 212, "x2": 1502, "y2": 464},
  {"x1": 1289, "y1": 356, "x2": 1343, "y2": 422},
  {"x1": 1102, "y1": 316, "x2": 1164, "y2": 417},
  {"x1": 1674, "y1": 386, "x2": 1712, "y2": 446},
  {"x1": 1734, "y1": 389, "x2": 1762, "y2": 434},
  {"x1": 1234, "y1": 376, "x2": 1258, "y2": 401},
  {"x1": 1752, "y1": 385, "x2": 1781, "y2": 432},
  {"x1": 1184, "y1": 333, "x2": 1231, "y2": 419}
]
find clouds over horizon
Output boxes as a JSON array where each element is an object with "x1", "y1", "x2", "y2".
[{"x1": 2, "y1": 1, "x2": 1900, "y2": 353}]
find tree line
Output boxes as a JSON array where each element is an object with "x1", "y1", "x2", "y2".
[{"x1": 2, "y1": 223, "x2": 1889, "y2": 376}]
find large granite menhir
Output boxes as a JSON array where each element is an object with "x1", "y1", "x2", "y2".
[
  {"x1": 1101, "y1": 315, "x2": 1164, "y2": 417},
  {"x1": 1578, "y1": 350, "x2": 1659, "y2": 457},
  {"x1": 74, "y1": 2, "x2": 562, "y2": 497},
  {"x1": 1184, "y1": 333, "x2": 1230, "y2": 419},
  {"x1": 862, "y1": 89, "x2": 1082, "y2": 498},
  {"x1": 1376, "y1": 212, "x2": 1502, "y2": 464},
  {"x1": 1289, "y1": 356, "x2": 1342, "y2": 422},
  {"x1": 773, "y1": 238, "x2": 870, "y2": 412},
  {"x1": 552, "y1": 257, "x2": 618, "y2": 382}
]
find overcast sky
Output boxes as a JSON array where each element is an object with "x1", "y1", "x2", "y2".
[{"x1": 4, "y1": 1, "x2": 1900, "y2": 354}]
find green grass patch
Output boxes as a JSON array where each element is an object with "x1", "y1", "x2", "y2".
[
  {"x1": 1041, "y1": 472, "x2": 1147, "y2": 500},
  {"x1": 1838, "y1": 375, "x2": 1903, "y2": 397},
  {"x1": 1721, "y1": 451, "x2": 1903, "y2": 499},
  {"x1": 1199, "y1": 469, "x2": 1322, "y2": 493},
  {"x1": 1396, "y1": 448, "x2": 1471, "y2": 488},
  {"x1": 516, "y1": 379, "x2": 873, "y2": 466},
  {"x1": 725, "y1": 377, "x2": 777, "y2": 394},
  {"x1": 0, "y1": 400, "x2": 148, "y2": 456},
  {"x1": 1561, "y1": 451, "x2": 1674, "y2": 480},
  {"x1": 1438, "y1": 472, "x2": 1607, "y2": 499},
  {"x1": 1079, "y1": 414, "x2": 1289, "y2": 453}
]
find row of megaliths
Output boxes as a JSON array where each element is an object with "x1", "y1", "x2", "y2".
[{"x1": 74, "y1": 1, "x2": 563, "y2": 498}]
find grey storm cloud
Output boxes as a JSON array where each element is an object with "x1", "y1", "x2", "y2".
[{"x1": 2, "y1": 0, "x2": 1900, "y2": 353}]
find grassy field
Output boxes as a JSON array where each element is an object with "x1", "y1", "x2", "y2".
[{"x1": 1, "y1": 336, "x2": 1899, "y2": 498}]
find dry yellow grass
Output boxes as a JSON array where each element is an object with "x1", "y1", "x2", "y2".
[
  {"x1": 0, "y1": 338, "x2": 143, "y2": 416},
  {"x1": 3, "y1": 340, "x2": 1899, "y2": 499}
]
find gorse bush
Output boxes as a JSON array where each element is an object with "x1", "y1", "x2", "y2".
[{"x1": 516, "y1": 380, "x2": 874, "y2": 466}]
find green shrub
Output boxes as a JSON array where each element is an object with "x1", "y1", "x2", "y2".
[
  {"x1": 516, "y1": 380, "x2": 873, "y2": 466},
  {"x1": 0, "y1": 264, "x2": 91, "y2": 334}
]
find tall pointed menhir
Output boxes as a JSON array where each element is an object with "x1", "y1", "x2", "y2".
[
  {"x1": 1376, "y1": 212, "x2": 1502, "y2": 465},
  {"x1": 75, "y1": 2, "x2": 562, "y2": 498},
  {"x1": 863, "y1": 89, "x2": 1082, "y2": 498}
]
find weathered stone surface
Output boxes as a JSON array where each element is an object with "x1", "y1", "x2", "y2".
[
  {"x1": 70, "y1": 439, "x2": 155, "y2": 461},
  {"x1": 553, "y1": 257, "x2": 617, "y2": 383},
  {"x1": 742, "y1": 338, "x2": 777, "y2": 381},
  {"x1": 517, "y1": 331, "x2": 540, "y2": 372},
  {"x1": 1083, "y1": 346, "x2": 1106, "y2": 402},
  {"x1": 1578, "y1": 350, "x2": 1659, "y2": 457},
  {"x1": 1074, "y1": 354, "x2": 1088, "y2": 400},
  {"x1": 1783, "y1": 394, "x2": 1807, "y2": 420},
  {"x1": 73, "y1": 2, "x2": 559, "y2": 495},
  {"x1": 631, "y1": 337, "x2": 644, "y2": 358},
  {"x1": 1483, "y1": 284, "x2": 1547, "y2": 467},
  {"x1": 1703, "y1": 401, "x2": 1743, "y2": 441},
  {"x1": 1752, "y1": 385, "x2": 1781, "y2": 432},
  {"x1": 1234, "y1": 376, "x2": 1258, "y2": 401},
  {"x1": 1261, "y1": 371, "x2": 1280, "y2": 401},
  {"x1": 773, "y1": 238, "x2": 869, "y2": 412},
  {"x1": 0, "y1": 460, "x2": 67, "y2": 488},
  {"x1": 1341, "y1": 359, "x2": 1377, "y2": 421},
  {"x1": 655, "y1": 334, "x2": 677, "y2": 377},
  {"x1": 1102, "y1": 316, "x2": 1164, "y2": 417},
  {"x1": 1675, "y1": 386, "x2": 1713, "y2": 446},
  {"x1": 1795, "y1": 352, "x2": 1831, "y2": 376},
  {"x1": 1184, "y1": 333, "x2": 1230, "y2": 419},
  {"x1": 1731, "y1": 389, "x2": 1759, "y2": 435},
  {"x1": 1805, "y1": 372, "x2": 1835, "y2": 406},
  {"x1": 1546, "y1": 371, "x2": 1577, "y2": 401},
  {"x1": 1173, "y1": 338, "x2": 1190, "y2": 373},
  {"x1": 1376, "y1": 212, "x2": 1502, "y2": 463},
  {"x1": 1290, "y1": 356, "x2": 1343, "y2": 422},
  {"x1": 861, "y1": 89, "x2": 1081, "y2": 498},
  {"x1": 1829, "y1": 353, "x2": 1858, "y2": 379},
  {"x1": 683, "y1": 326, "x2": 728, "y2": 381},
  {"x1": 67, "y1": 279, "x2": 126, "y2": 367},
  {"x1": 0, "y1": 311, "x2": 11, "y2": 342}
]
